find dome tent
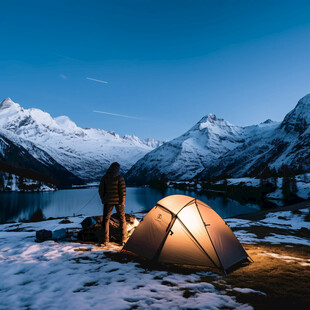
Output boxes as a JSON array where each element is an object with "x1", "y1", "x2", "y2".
[{"x1": 123, "y1": 195, "x2": 250, "y2": 273}]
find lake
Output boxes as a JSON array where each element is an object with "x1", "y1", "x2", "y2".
[{"x1": 0, "y1": 187, "x2": 261, "y2": 224}]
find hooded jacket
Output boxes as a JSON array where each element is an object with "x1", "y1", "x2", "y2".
[{"x1": 98, "y1": 163, "x2": 126, "y2": 205}]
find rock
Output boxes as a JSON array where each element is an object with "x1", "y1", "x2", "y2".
[{"x1": 59, "y1": 219, "x2": 73, "y2": 224}]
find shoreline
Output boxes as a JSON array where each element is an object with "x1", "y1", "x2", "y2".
[{"x1": 233, "y1": 200, "x2": 310, "y2": 221}]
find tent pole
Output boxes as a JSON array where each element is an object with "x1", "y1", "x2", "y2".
[
  {"x1": 152, "y1": 214, "x2": 177, "y2": 262},
  {"x1": 195, "y1": 201, "x2": 226, "y2": 274},
  {"x1": 176, "y1": 199, "x2": 196, "y2": 215},
  {"x1": 176, "y1": 217, "x2": 219, "y2": 270},
  {"x1": 156, "y1": 203, "x2": 177, "y2": 215}
]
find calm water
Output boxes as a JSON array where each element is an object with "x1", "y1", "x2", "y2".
[{"x1": 0, "y1": 187, "x2": 260, "y2": 223}]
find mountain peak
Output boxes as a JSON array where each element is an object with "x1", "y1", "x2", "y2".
[
  {"x1": 258, "y1": 119, "x2": 278, "y2": 127},
  {"x1": 299, "y1": 93, "x2": 310, "y2": 105},
  {"x1": 0, "y1": 97, "x2": 20, "y2": 110},
  {"x1": 207, "y1": 113, "x2": 217, "y2": 121},
  {"x1": 198, "y1": 113, "x2": 217, "y2": 123},
  {"x1": 196, "y1": 113, "x2": 237, "y2": 132},
  {"x1": 262, "y1": 119, "x2": 274, "y2": 124},
  {"x1": 54, "y1": 115, "x2": 79, "y2": 131},
  {"x1": 281, "y1": 93, "x2": 310, "y2": 133}
]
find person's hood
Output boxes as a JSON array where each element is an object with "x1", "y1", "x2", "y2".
[{"x1": 106, "y1": 163, "x2": 120, "y2": 177}]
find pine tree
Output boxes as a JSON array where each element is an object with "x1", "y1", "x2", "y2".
[
  {"x1": 271, "y1": 168, "x2": 278, "y2": 187},
  {"x1": 282, "y1": 175, "x2": 291, "y2": 202},
  {"x1": 19, "y1": 176, "x2": 24, "y2": 185},
  {"x1": 7, "y1": 173, "x2": 13, "y2": 190},
  {"x1": 223, "y1": 178, "x2": 228, "y2": 190},
  {"x1": 291, "y1": 176, "x2": 298, "y2": 194},
  {"x1": 297, "y1": 165, "x2": 304, "y2": 175}
]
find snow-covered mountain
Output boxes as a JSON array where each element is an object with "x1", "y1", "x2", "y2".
[
  {"x1": 0, "y1": 131, "x2": 81, "y2": 188},
  {"x1": 199, "y1": 94, "x2": 310, "y2": 178},
  {"x1": 280, "y1": 94, "x2": 310, "y2": 133},
  {"x1": 126, "y1": 94, "x2": 310, "y2": 184},
  {"x1": 0, "y1": 98, "x2": 162, "y2": 181},
  {"x1": 125, "y1": 114, "x2": 252, "y2": 184}
]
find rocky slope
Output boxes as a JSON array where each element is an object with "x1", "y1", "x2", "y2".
[
  {"x1": 199, "y1": 94, "x2": 310, "y2": 179},
  {"x1": 0, "y1": 131, "x2": 81, "y2": 188}
]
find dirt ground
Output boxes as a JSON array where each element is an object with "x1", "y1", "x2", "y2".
[
  {"x1": 208, "y1": 243, "x2": 310, "y2": 310},
  {"x1": 215, "y1": 200, "x2": 310, "y2": 309},
  {"x1": 105, "y1": 242, "x2": 310, "y2": 309}
]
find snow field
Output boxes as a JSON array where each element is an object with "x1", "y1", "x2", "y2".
[
  {"x1": 0, "y1": 223, "x2": 251, "y2": 310},
  {"x1": 1, "y1": 206, "x2": 309, "y2": 309}
]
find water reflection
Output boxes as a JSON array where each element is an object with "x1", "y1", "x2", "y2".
[{"x1": 0, "y1": 187, "x2": 260, "y2": 224}]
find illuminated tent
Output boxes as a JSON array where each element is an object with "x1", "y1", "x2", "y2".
[{"x1": 123, "y1": 195, "x2": 250, "y2": 273}]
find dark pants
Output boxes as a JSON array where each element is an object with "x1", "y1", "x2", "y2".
[{"x1": 103, "y1": 204, "x2": 127, "y2": 242}]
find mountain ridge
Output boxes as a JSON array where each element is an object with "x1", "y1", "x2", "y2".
[
  {"x1": 0, "y1": 97, "x2": 162, "y2": 181},
  {"x1": 126, "y1": 94, "x2": 309, "y2": 184},
  {"x1": 1, "y1": 94, "x2": 309, "y2": 186}
]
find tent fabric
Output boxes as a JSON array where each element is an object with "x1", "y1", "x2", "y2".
[
  {"x1": 123, "y1": 195, "x2": 249, "y2": 272},
  {"x1": 156, "y1": 195, "x2": 195, "y2": 215},
  {"x1": 196, "y1": 203, "x2": 248, "y2": 270},
  {"x1": 123, "y1": 206, "x2": 172, "y2": 260},
  {"x1": 158, "y1": 218, "x2": 214, "y2": 267},
  {"x1": 177, "y1": 204, "x2": 220, "y2": 267}
]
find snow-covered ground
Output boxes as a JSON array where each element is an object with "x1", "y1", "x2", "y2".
[
  {"x1": 227, "y1": 207, "x2": 310, "y2": 246},
  {"x1": 0, "y1": 216, "x2": 250, "y2": 310},
  {"x1": 169, "y1": 175, "x2": 310, "y2": 202},
  {"x1": 0, "y1": 172, "x2": 55, "y2": 192},
  {"x1": 1, "y1": 204, "x2": 309, "y2": 310},
  {"x1": 216, "y1": 177, "x2": 260, "y2": 187},
  {"x1": 296, "y1": 173, "x2": 310, "y2": 199},
  {"x1": 214, "y1": 174, "x2": 310, "y2": 201}
]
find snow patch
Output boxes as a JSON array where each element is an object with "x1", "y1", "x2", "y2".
[{"x1": 259, "y1": 252, "x2": 310, "y2": 266}]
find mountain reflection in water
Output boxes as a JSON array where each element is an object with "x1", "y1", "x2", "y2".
[{"x1": 0, "y1": 187, "x2": 260, "y2": 224}]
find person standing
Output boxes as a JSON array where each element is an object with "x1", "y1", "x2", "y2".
[{"x1": 98, "y1": 162, "x2": 127, "y2": 245}]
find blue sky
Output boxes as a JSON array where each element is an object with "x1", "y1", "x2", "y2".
[{"x1": 1, "y1": 0, "x2": 310, "y2": 140}]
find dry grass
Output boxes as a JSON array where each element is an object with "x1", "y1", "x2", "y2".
[{"x1": 208, "y1": 243, "x2": 310, "y2": 310}]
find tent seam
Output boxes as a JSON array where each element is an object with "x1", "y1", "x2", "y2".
[
  {"x1": 176, "y1": 216, "x2": 220, "y2": 269},
  {"x1": 195, "y1": 201, "x2": 225, "y2": 272},
  {"x1": 156, "y1": 203, "x2": 176, "y2": 215},
  {"x1": 176, "y1": 198, "x2": 196, "y2": 216},
  {"x1": 152, "y1": 214, "x2": 177, "y2": 262}
]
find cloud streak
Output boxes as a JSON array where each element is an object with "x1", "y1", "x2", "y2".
[
  {"x1": 87, "y1": 77, "x2": 108, "y2": 84},
  {"x1": 93, "y1": 110, "x2": 141, "y2": 119},
  {"x1": 53, "y1": 53, "x2": 83, "y2": 62}
]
